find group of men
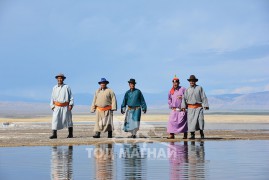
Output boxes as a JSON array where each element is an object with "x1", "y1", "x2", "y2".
[
  {"x1": 167, "y1": 75, "x2": 209, "y2": 139},
  {"x1": 49, "y1": 73, "x2": 209, "y2": 140}
]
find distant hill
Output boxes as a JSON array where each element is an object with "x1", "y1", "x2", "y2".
[
  {"x1": 208, "y1": 91, "x2": 269, "y2": 110},
  {"x1": 0, "y1": 91, "x2": 268, "y2": 117}
]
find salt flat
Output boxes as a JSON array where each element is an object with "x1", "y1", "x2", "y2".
[{"x1": 0, "y1": 114, "x2": 268, "y2": 147}]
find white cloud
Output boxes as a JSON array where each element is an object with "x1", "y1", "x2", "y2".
[
  {"x1": 264, "y1": 84, "x2": 269, "y2": 91},
  {"x1": 242, "y1": 78, "x2": 269, "y2": 83},
  {"x1": 210, "y1": 84, "x2": 269, "y2": 95},
  {"x1": 232, "y1": 87, "x2": 260, "y2": 94}
]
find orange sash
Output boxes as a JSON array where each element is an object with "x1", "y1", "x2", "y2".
[
  {"x1": 128, "y1": 106, "x2": 141, "y2": 110},
  {"x1": 97, "y1": 105, "x2": 112, "y2": 111},
  {"x1": 188, "y1": 104, "x2": 202, "y2": 108},
  {"x1": 53, "y1": 101, "x2": 69, "y2": 107}
]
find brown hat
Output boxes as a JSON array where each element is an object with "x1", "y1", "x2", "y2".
[
  {"x1": 55, "y1": 73, "x2": 66, "y2": 79},
  {"x1": 187, "y1": 75, "x2": 198, "y2": 82},
  {"x1": 128, "y1": 78, "x2": 136, "y2": 84}
]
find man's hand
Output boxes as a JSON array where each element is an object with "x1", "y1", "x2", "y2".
[
  {"x1": 90, "y1": 106, "x2": 96, "y2": 113},
  {"x1": 181, "y1": 108, "x2": 186, "y2": 112},
  {"x1": 121, "y1": 109, "x2": 125, "y2": 114},
  {"x1": 143, "y1": 110, "x2": 147, "y2": 114},
  {"x1": 204, "y1": 107, "x2": 209, "y2": 110},
  {"x1": 68, "y1": 105, "x2": 73, "y2": 111}
]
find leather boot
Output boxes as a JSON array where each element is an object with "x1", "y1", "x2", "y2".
[
  {"x1": 49, "y1": 130, "x2": 57, "y2": 139},
  {"x1": 67, "y1": 127, "x2": 73, "y2": 138},
  {"x1": 167, "y1": 133, "x2": 175, "y2": 139},
  {"x1": 108, "y1": 131, "x2": 113, "y2": 138},
  {"x1": 131, "y1": 135, "x2": 136, "y2": 139},
  {"x1": 189, "y1": 132, "x2": 195, "y2": 139},
  {"x1": 200, "y1": 130, "x2": 205, "y2": 139},
  {"x1": 183, "y1": 132, "x2": 188, "y2": 139},
  {"x1": 93, "y1": 132, "x2": 101, "y2": 138}
]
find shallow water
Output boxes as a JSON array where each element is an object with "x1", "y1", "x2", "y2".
[{"x1": 0, "y1": 141, "x2": 268, "y2": 180}]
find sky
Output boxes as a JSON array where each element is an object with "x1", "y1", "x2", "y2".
[{"x1": 0, "y1": 0, "x2": 269, "y2": 101}]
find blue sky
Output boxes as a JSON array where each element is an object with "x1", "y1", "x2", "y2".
[{"x1": 0, "y1": 0, "x2": 268, "y2": 101}]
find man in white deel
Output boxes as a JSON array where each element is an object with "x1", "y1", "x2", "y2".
[{"x1": 49, "y1": 73, "x2": 74, "y2": 139}]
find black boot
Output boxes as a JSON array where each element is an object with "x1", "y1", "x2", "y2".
[
  {"x1": 93, "y1": 132, "x2": 101, "y2": 138},
  {"x1": 67, "y1": 127, "x2": 73, "y2": 138},
  {"x1": 49, "y1": 130, "x2": 57, "y2": 139},
  {"x1": 200, "y1": 130, "x2": 205, "y2": 139},
  {"x1": 131, "y1": 135, "x2": 136, "y2": 139},
  {"x1": 189, "y1": 132, "x2": 195, "y2": 139},
  {"x1": 183, "y1": 132, "x2": 188, "y2": 139},
  {"x1": 167, "y1": 133, "x2": 175, "y2": 139},
  {"x1": 108, "y1": 131, "x2": 113, "y2": 138}
]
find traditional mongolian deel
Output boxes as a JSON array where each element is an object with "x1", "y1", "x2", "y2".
[
  {"x1": 181, "y1": 85, "x2": 209, "y2": 132},
  {"x1": 91, "y1": 88, "x2": 117, "y2": 132},
  {"x1": 167, "y1": 86, "x2": 188, "y2": 134},
  {"x1": 121, "y1": 88, "x2": 147, "y2": 133},
  {"x1": 50, "y1": 84, "x2": 74, "y2": 130}
]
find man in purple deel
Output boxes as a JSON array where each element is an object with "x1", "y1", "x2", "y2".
[{"x1": 167, "y1": 75, "x2": 188, "y2": 139}]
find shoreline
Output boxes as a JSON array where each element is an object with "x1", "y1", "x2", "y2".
[{"x1": 1, "y1": 118, "x2": 269, "y2": 147}]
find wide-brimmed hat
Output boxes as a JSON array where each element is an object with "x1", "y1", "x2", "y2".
[
  {"x1": 128, "y1": 78, "x2": 136, "y2": 84},
  {"x1": 187, "y1": 75, "x2": 198, "y2": 82},
  {"x1": 55, "y1": 73, "x2": 66, "y2": 79},
  {"x1": 98, "y1": 78, "x2": 109, "y2": 84}
]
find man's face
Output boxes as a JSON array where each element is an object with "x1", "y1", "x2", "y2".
[
  {"x1": 189, "y1": 80, "x2": 196, "y2": 87},
  {"x1": 173, "y1": 81, "x2": 179, "y2": 89},
  {"x1": 57, "y1": 77, "x2": 64, "y2": 85},
  {"x1": 129, "y1": 83, "x2": 135, "y2": 89},
  {"x1": 100, "y1": 83, "x2": 107, "y2": 89}
]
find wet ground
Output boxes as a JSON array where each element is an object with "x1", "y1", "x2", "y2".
[
  {"x1": 0, "y1": 122, "x2": 269, "y2": 147},
  {"x1": 0, "y1": 140, "x2": 268, "y2": 179}
]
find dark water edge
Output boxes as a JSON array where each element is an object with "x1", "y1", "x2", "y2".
[{"x1": 0, "y1": 140, "x2": 269, "y2": 180}]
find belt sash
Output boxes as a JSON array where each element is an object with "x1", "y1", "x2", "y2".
[
  {"x1": 188, "y1": 104, "x2": 202, "y2": 109},
  {"x1": 128, "y1": 106, "x2": 141, "y2": 110},
  {"x1": 97, "y1": 105, "x2": 112, "y2": 111},
  {"x1": 53, "y1": 101, "x2": 69, "y2": 107}
]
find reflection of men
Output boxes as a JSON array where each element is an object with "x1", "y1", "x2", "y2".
[
  {"x1": 122, "y1": 144, "x2": 144, "y2": 178},
  {"x1": 121, "y1": 79, "x2": 147, "y2": 138},
  {"x1": 167, "y1": 76, "x2": 188, "y2": 139},
  {"x1": 91, "y1": 78, "x2": 117, "y2": 138},
  {"x1": 51, "y1": 146, "x2": 73, "y2": 180},
  {"x1": 94, "y1": 144, "x2": 113, "y2": 179},
  {"x1": 49, "y1": 73, "x2": 74, "y2": 139},
  {"x1": 188, "y1": 141, "x2": 205, "y2": 179},
  {"x1": 181, "y1": 75, "x2": 209, "y2": 139},
  {"x1": 168, "y1": 142, "x2": 188, "y2": 179}
]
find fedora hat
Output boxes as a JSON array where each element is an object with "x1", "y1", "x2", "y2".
[
  {"x1": 187, "y1": 75, "x2": 198, "y2": 82},
  {"x1": 128, "y1": 78, "x2": 136, "y2": 84},
  {"x1": 55, "y1": 73, "x2": 66, "y2": 79},
  {"x1": 98, "y1": 78, "x2": 109, "y2": 84}
]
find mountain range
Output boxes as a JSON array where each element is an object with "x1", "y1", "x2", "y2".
[{"x1": 0, "y1": 91, "x2": 268, "y2": 117}]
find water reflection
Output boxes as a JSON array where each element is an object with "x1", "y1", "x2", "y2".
[
  {"x1": 121, "y1": 144, "x2": 146, "y2": 179},
  {"x1": 49, "y1": 142, "x2": 206, "y2": 179},
  {"x1": 51, "y1": 146, "x2": 73, "y2": 180},
  {"x1": 168, "y1": 141, "x2": 206, "y2": 180},
  {"x1": 94, "y1": 144, "x2": 114, "y2": 179},
  {"x1": 91, "y1": 143, "x2": 146, "y2": 179},
  {"x1": 1, "y1": 141, "x2": 267, "y2": 179}
]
